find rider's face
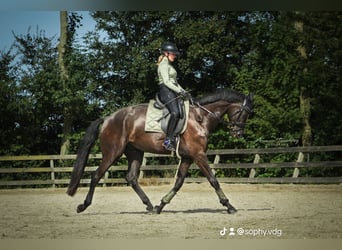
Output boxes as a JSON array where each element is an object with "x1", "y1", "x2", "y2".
[{"x1": 166, "y1": 53, "x2": 177, "y2": 62}]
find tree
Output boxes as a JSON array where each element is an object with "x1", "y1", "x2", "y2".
[
  {"x1": 5, "y1": 13, "x2": 95, "y2": 155},
  {"x1": 1, "y1": 11, "x2": 341, "y2": 158},
  {"x1": 58, "y1": 11, "x2": 88, "y2": 155},
  {"x1": 87, "y1": 12, "x2": 253, "y2": 108},
  {"x1": 86, "y1": 11, "x2": 342, "y2": 148},
  {"x1": 300, "y1": 12, "x2": 342, "y2": 145},
  {"x1": 11, "y1": 28, "x2": 61, "y2": 154},
  {"x1": 58, "y1": 11, "x2": 72, "y2": 155},
  {"x1": 0, "y1": 49, "x2": 23, "y2": 155},
  {"x1": 293, "y1": 13, "x2": 312, "y2": 146}
]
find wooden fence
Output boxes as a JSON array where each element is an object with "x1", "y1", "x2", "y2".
[{"x1": 0, "y1": 145, "x2": 341, "y2": 188}]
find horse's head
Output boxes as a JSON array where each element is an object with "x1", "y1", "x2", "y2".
[
  {"x1": 226, "y1": 93, "x2": 254, "y2": 138},
  {"x1": 196, "y1": 89, "x2": 254, "y2": 138}
]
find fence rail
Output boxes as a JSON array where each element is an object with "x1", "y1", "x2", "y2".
[{"x1": 0, "y1": 145, "x2": 341, "y2": 187}]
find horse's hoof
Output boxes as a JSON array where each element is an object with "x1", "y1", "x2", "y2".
[
  {"x1": 145, "y1": 206, "x2": 160, "y2": 214},
  {"x1": 154, "y1": 205, "x2": 162, "y2": 214},
  {"x1": 77, "y1": 204, "x2": 85, "y2": 213},
  {"x1": 146, "y1": 205, "x2": 154, "y2": 213},
  {"x1": 227, "y1": 206, "x2": 237, "y2": 214}
]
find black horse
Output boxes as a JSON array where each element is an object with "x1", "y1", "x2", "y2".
[{"x1": 67, "y1": 89, "x2": 253, "y2": 214}]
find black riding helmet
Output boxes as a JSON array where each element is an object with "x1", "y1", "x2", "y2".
[{"x1": 161, "y1": 42, "x2": 180, "y2": 55}]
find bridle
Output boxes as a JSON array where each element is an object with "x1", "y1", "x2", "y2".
[
  {"x1": 196, "y1": 97, "x2": 253, "y2": 134},
  {"x1": 228, "y1": 98, "x2": 253, "y2": 133}
]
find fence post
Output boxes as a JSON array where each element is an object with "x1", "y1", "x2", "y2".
[
  {"x1": 293, "y1": 152, "x2": 304, "y2": 178},
  {"x1": 103, "y1": 171, "x2": 109, "y2": 187},
  {"x1": 50, "y1": 159, "x2": 55, "y2": 188},
  {"x1": 249, "y1": 154, "x2": 260, "y2": 178}
]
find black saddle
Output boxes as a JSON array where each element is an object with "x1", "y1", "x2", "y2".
[{"x1": 154, "y1": 93, "x2": 184, "y2": 119}]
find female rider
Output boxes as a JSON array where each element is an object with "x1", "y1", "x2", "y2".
[{"x1": 157, "y1": 42, "x2": 187, "y2": 151}]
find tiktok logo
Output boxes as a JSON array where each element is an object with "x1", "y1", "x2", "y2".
[
  {"x1": 220, "y1": 227, "x2": 235, "y2": 236},
  {"x1": 220, "y1": 227, "x2": 227, "y2": 236}
]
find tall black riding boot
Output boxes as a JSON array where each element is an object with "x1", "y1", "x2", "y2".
[{"x1": 163, "y1": 113, "x2": 179, "y2": 151}]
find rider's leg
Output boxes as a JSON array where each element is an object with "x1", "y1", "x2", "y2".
[
  {"x1": 163, "y1": 111, "x2": 180, "y2": 150},
  {"x1": 159, "y1": 85, "x2": 181, "y2": 150}
]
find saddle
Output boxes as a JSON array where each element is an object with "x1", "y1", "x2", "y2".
[{"x1": 145, "y1": 94, "x2": 189, "y2": 135}]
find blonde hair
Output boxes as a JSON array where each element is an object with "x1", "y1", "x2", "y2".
[{"x1": 157, "y1": 55, "x2": 165, "y2": 65}]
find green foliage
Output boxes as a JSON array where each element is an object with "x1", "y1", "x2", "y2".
[{"x1": 0, "y1": 11, "x2": 341, "y2": 179}]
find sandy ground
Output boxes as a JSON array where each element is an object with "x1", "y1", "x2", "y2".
[{"x1": 0, "y1": 183, "x2": 341, "y2": 239}]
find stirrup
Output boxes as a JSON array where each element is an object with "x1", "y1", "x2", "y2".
[{"x1": 163, "y1": 138, "x2": 176, "y2": 151}]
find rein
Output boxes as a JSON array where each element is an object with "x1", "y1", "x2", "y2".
[
  {"x1": 195, "y1": 102, "x2": 220, "y2": 121},
  {"x1": 196, "y1": 97, "x2": 252, "y2": 129}
]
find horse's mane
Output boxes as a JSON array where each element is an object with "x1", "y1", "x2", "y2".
[{"x1": 196, "y1": 89, "x2": 245, "y2": 105}]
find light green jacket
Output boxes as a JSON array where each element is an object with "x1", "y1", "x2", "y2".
[{"x1": 158, "y1": 56, "x2": 184, "y2": 93}]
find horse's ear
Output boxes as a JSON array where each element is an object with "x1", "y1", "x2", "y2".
[{"x1": 247, "y1": 92, "x2": 254, "y2": 101}]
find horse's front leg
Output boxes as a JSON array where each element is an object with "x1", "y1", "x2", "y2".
[
  {"x1": 195, "y1": 153, "x2": 237, "y2": 214},
  {"x1": 155, "y1": 157, "x2": 192, "y2": 214}
]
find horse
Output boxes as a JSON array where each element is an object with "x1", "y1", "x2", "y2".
[{"x1": 67, "y1": 89, "x2": 254, "y2": 214}]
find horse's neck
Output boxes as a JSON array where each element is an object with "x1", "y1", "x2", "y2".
[
  {"x1": 201, "y1": 101, "x2": 229, "y2": 131},
  {"x1": 205, "y1": 101, "x2": 229, "y2": 117}
]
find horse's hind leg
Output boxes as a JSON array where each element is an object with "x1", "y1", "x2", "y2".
[
  {"x1": 76, "y1": 152, "x2": 117, "y2": 213},
  {"x1": 155, "y1": 157, "x2": 192, "y2": 214},
  {"x1": 125, "y1": 145, "x2": 154, "y2": 212}
]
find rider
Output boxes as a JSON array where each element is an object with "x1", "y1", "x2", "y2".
[{"x1": 157, "y1": 42, "x2": 187, "y2": 151}]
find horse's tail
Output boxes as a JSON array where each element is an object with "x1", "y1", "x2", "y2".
[{"x1": 67, "y1": 118, "x2": 104, "y2": 196}]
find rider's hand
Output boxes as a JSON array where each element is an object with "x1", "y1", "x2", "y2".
[{"x1": 179, "y1": 90, "x2": 190, "y2": 99}]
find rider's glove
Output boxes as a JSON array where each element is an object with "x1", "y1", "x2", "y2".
[{"x1": 179, "y1": 90, "x2": 190, "y2": 99}]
